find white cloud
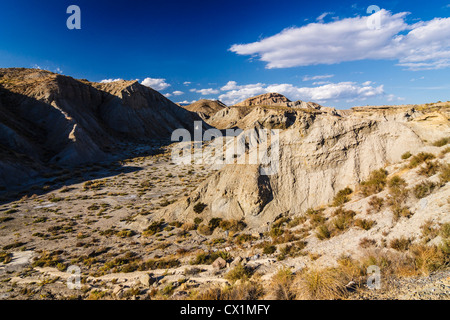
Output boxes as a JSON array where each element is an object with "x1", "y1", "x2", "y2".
[
  {"x1": 316, "y1": 12, "x2": 334, "y2": 22},
  {"x1": 218, "y1": 81, "x2": 384, "y2": 105},
  {"x1": 230, "y1": 10, "x2": 450, "y2": 71},
  {"x1": 172, "y1": 90, "x2": 184, "y2": 96},
  {"x1": 189, "y1": 88, "x2": 220, "y2": 95},
  {"x1": 303, "y1": 74, "x2": 334, "y2": 81},
  {"x1": 183, "y1": 81, "x2": 192, "y2": 85},
  {"x1": 100, "y1": 78, "x2": 123, "y2": 83},
  {"x1": 141, "y1": 77, "x2": 171, "y2": 91},
  {"x1": 177, "y1": 100, "x2": 197, "y2": 105},
  {"x1": 164, "y1": 93, "x2": 172, "y2": 97}
]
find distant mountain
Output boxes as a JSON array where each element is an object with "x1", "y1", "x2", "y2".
[
  {"x1": 234, "y1": 92, "x2": 291, "y2": 107},
  {"x1": 182, "y1": 99, "x2": 227, "y2": 119}
]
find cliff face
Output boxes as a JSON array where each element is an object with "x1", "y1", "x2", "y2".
[
  {"x1": 155, "y1": 105, "x2": 450, "y2": 228},
  {"x1": 0, "y1": 68, "x2": 203, "y2": 186}
]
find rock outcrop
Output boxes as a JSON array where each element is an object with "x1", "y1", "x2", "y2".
[{"x1": 155, "y1": 105, "x2": 450, "y2": 229}]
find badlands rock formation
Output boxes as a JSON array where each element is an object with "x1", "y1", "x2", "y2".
[
  {"x1": 182, "y1": 99, "x2": 227, "y2": 120},
  {"x1": 156, "y1": 103, "x2": 450, "y2": 229},
  {"x1": 234, "y1": 92, "x2": 291, "y2": 107},
  {"x1": 0, "y1": 68, "x2": 204, "y2": 186}
]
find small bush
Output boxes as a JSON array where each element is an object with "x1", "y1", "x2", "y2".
[
  {"x1": 308, "y1": 210, "x2": 326, "y2": 227},
  {"x1": 440, "y1": 147, "x2": 450, "y2": 156},
  {"x1": 0, "y1": 251, "x2": 12, "y2": 264},
  {"x1": 412, "y1": 181, "x2": 436, "y2": 199},
  {"x1": 235, "y1": 234, "x2": 257, "y2": 245},
  {"x1": 331, "y1": 187, "x2": 353, "y2": 207},
  {"x1": 142, "y1": 220, "x2": 165, "y2": 236},
  {"x1": 421, "y1": 220, "x2": 440, "y2": 242},
  {"x1": 389, "y1": 237, "x2": 412, "y2": 251},
  {"x1": 225, "y1": 263, "x2": 252, "y2": 282},
  {"x1": 190, "y1": 251, "x2": 230, "y2": 265},
  {"x1": 262, "y1": 244, "x2": 277, "y2": 255},
  {"x1": 439, "y1": 163, "x2": 450, "y2": 183},
  {"x1": 391, "y1": 205, "x2": 413, "y2": 220},
  {"x1": 359, "y1": 238, "x2": 377, "y2": 249},
  {"x1": 432, "y1": 137, "x2": 450, "y2": 147},
  {"x1": 269, "y1": 267, "x2": 296, "y2": 300},
  {"x1": 408, "y1": 152, "x2": 435, "y2": 168},
  {"x1": 277, "y1": 241, "x2": 307, "y2": 260},
  {"x1": 197, "y1": 224, "x2": 212, "y2": 236},
  {"x1": 401, "y1": 152, "x2": 412, "y2": 160},
  {"x1": 208, "y1": 218, "x2": 223, "y2": 231},
  {"x1": 440, "y1": 223, "x2": 450, "y2": 239},
  {"x1": 193, "y1": 202, "x2": 207, "y2": 214},
  {"x1": 410, "y1": 244, "x2": 449, "y2": 275},
  {"x1": 193, "y1": 217, "x2": 203, "y2": 225},
  {"x1": 367, "y1": 196, "x2": 384, "y2": 213},
  {"x1": 388, "y1": 176, "x2": 407, "y2": 190},
  {"x1": 417, "y1": 161, "x2": 441, "y2": 177},
  {"x1": 354, "y1": 219, "x2": 376, "y2": 231},
  {"x1": 360, "y1": 169, "x2": 388, "y2": 196},
  {"x1": 316, "y1": 225, "x2": 331, "y2": 240},
  {"x1": 219, "y1": 219, "x2": 247, "y2": 232},
  {"x1": 295, "y1": 268, "x2": 347, "y2": 300},
  {"x1": 32, "y1": 251, "x2": 62, "y2": 268}
]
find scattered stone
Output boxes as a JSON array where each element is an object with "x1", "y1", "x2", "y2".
[
  {"x1": 212, "y1": 257, "x2": 227, "y2": 270},
  {"x1": 139, "y1": 273, "x2": 155, "y2": 287}
]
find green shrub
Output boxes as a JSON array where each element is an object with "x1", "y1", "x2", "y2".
[
  {"x1": 219, "y1": 219, "x2": 247, "y2": 232},
  {"x1": 367, "y1": 196, "x2": 384, "y2": 213},
  {"x1": 0, "y1": 251, "x2": 12, "y2": 264},
  {"x1": 141, "y1": 258, "x2": 180, "y2": 270},
  {"x1": 262, "y1": 244, "x2": 276, "y2": 255},
  {"x1": 354, "y1": 219, "x2": 376, "y2": 230},
  {"x1": 440, "y1": 147, "x2": 450, "y2": 156},
  {"x1": 389, "y1": 237, "x2": 412, "y2": 251},
  {"x1": 440, "y1": 223, "x2": 450, "y2": 239},
  {"x1": 208, "y1": 218, "x2": 223, "y2": 231},
  {"x1": 193, "y1": 202, "x2": 207, "y2": 214},
  {"x1": 417, "y1": 161, "x2": 441, "y2": 177},
  {"x1": 331, "y1": 187, "x2": 353, "y2": 207},
  {"x1": 193, "y1": 217, "x2": 203, "y2": 225},
  {"x1": 235, "y1": 234, "x2": 257, "y2": 245},
  {"x1": 432, "y1": 137, "x2": 450, "y2": 147},
  {"x1": 401, "y1": 152, "x2": 412, "y2": 160},
  {"x1": 197, "y1": 224, "x2": 212, "y2": 236},
  {"x1": 316, "y1": 225, "x2": 331, "y2": 240},
  {"x1": 32, "y1": 251, "x2": 62, "y2": 268},
  {"x1": 439, "y1": 163, "x2": 450, "y2": 183},
  {"x1": 225, "y1": 263, "x2": 252, "y2": 282},
  {"x1": 308, "y1": 210, "x2": 326, "y2": 227},
  {"x1": 190, "y1": 251, "x2": 230, "y2": 265},
  {"x1": 408, "y1": 152, "x2": 435, "y2": 168},
  {"x1": 388, "y1": 176, "x2": 407, "y2": 190},
  {"x1": 277, "y1": 241, "x2": 307, "y2": 260},
  {"x1": 413, "y1": 181, "x2": 436, "y2": 199},
  {"x1": 360, "y1": 169, "x2": 388, "y2": 196},
  {"x1": 391, "y1": 205, "x2": 413, "y2": 220},
  {"x1": 142, "y1": 220, "x2": 165, "y2": 236}
]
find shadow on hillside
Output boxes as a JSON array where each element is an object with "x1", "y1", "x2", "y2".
[{"x1": 0, "y1": 79, "x2": 203, "y2": 205}]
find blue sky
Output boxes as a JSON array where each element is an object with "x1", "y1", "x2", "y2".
[{"x1": 0, "y1": 0, "x2": 449, "y2": 108}]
